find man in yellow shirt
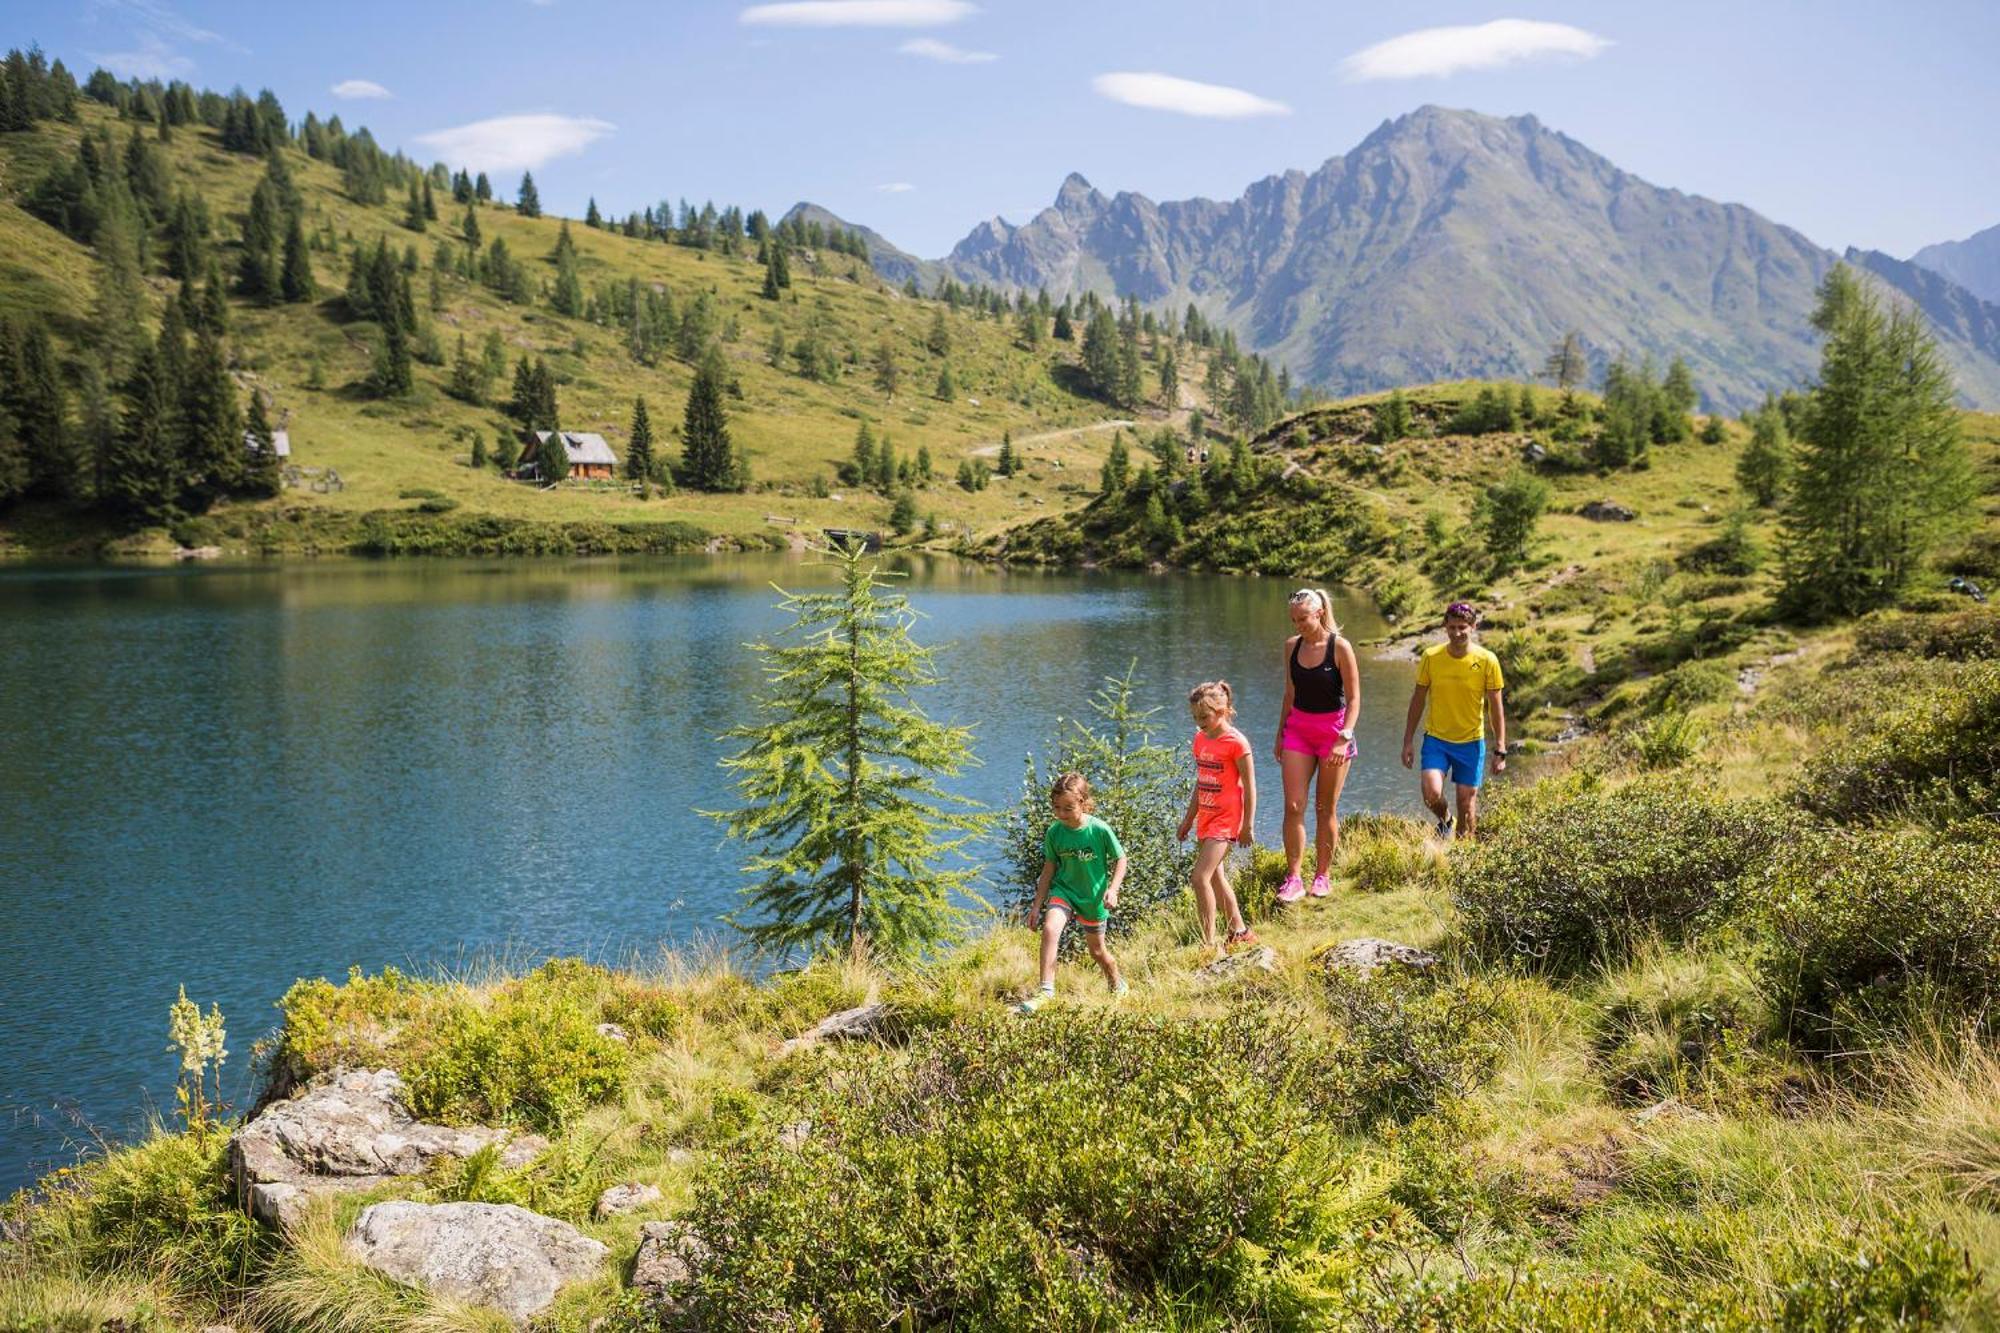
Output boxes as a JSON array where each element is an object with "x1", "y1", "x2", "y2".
[{"x1": 1399, "y1": 602, "x2": 1508, "y2": 840}]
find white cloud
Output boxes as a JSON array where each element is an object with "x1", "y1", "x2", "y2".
[
  {"x1": 898, "y1": 37, "x2": 995, "y2": 63},
  {"x1": 331, "y1": 79, "x2": 392, "y2": 100},
  {"x1": 1091, "y1": 72, "x2": 1289, "y2": 120},
  {"x1": 87, "y1": 37, "x2": 194, "y2": 81},
  {"x1": 413, "y1": 114, "x2": 616, "y2": 174},
  {"x1": 1341, "y1": 19, "x2": 1611, "y2": 81},
  {"x1": 877, "y1": 182, "x2": 916, "y2": 193},
  {"x1": 741, "y1": 1, "x2": 974, "y2": 28}
]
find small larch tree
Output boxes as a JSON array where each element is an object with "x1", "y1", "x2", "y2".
[
  {"x1": 517, "y1": 171, "x2": 541, "y2": 218},
  {"x1": 626, "y1": 395, "x2": 654, "y2": 482},
  {"x1": 709, "y1": 540, "x2": 988, "y2": 962},
  {"x1": 681, "y1": 349, "x2": 735, "y2": 490},
  {"x1": 1477, "y1": 468, "x2": 1552, "y2": 574}
]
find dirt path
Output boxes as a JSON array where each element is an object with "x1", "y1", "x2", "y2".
[{"x1": 967, "y1": 420, "x2": 1136, "y2": 457}]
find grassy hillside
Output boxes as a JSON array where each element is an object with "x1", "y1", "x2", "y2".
[
  {"x1": 4, "y1": 593, "x2": 1998, "y2": 1328},
  {"x1": 0, "y1": 102, "x2": 1170, "y2": 556}
]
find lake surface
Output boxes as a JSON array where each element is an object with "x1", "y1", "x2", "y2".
[{"x1": 0, "y1": 554, "x2": 1417, "y2": 1193}]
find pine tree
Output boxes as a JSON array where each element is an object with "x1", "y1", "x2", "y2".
[
  {"x1": 371, "y1": 287, "x2": 414, "y2": 398},
  {"x1": 926, "y1": 308, "x2": 950, "y2": 358},
  {"x1": 585, "y1": 196, "x2": 602, "y2": 228},
  {"x1": 12, "y1": 321, "x2": 79, "y2": 502},
  {"x1": 626, "y1": 395, "x2": 654, "y2": 481},
  {"x1": 996, "y1": 431, "x2": 1016, "y2": 477},
  {"x1": 1778, "y1": 266, "x2": 1974, "y2": 618},
  {"x1": 889, "y1": 489, "x2": 917, "y2": 536},
  {"x1": 516, "y1": 171, "x2": 541, "y2": 218},
  {"x1": 848, "y1": 420, "x2": 877, "y2": 487},
  {"x1": 1081, "y1": 307, "x2": 1120, "y2": 401},
  {"x1": 1374, "y1": 388, "x2": 1411, "y2": 444},
  {"x1": 242, "y1": 390, "x2": 280, "y2": 497},
  {"x1": 422, "y1": 177, "x2": 438, "y2": 221},
  {"x1": 934, "y1": 365, "x2": 955, "y2": 401},
  {"x1": 1101, "y1": 432, "x2": 1130, "y2": 495},
  {"x1": 761, "y1": 256, "x2": 781, "y2": 300},
  {"x1": 1543, "y1": 331, "x2": 1587, "y2": 390},
  {"x1": 535, "y1": 428, "x2": 570, "y2": 483},
  {"x1": 463, "y1": 204, "x2": 481, "y2": 247},
  {"x1": 681, "y1": 349, "x2": 735, "y2": 490},
  {"x1": 280, "y1": 214, "x2": 315, "y2": 302},
  {"x1": 509, "y1": 357, "x2": 535, "y2": 425},
  {"x1": 710, "y1": 540, "x2": 987, "y2": 962},
  {"x1": 1117, "y1": 323, "x2": 1144, "y2": 410},
  {"x1": 494, "y1": 429, "x2": 520, "y2": 472},
  {"x1": 529, "y1": 356, "x2": 559, "y2": 431},
  {"x1": 1736, "y1": 401, "x2": 1789, "y2": 506},
  {"x1": 403, "y1": 179, "x2": 427, "y2": 233},
  {"x1": 1476, "y1": 469, "x2": 1552, "y2": 574},
  {"x1": 872, "y1": 338, "x2": 899, "y2": 396},
  {"x1": 475, "y1": 172, "x2": 492, "y2": 203},
  {"x1": 1052, "y1": 304, "x2": 1073, "y2": 341},
  {"x1": 91, "y1": 206, "x2": 147, "y2": 382},
  {"x1": 1158, "y1": 348, "x2": 1179, "y2": 409},
  {"x1": 106, "y1": 340, "x2": 179, "y2": 518},
  {"x1": 180, "y1": 327, "x2": 243, "y2": 503},
  {"x1": 470, "y1": 430, "x2": 488, "y2": 468},
  {"x1": 447, "y1": 333, "x2": 484, "y2": 403},
  {"x1": 874, "y1": 438, "x2": 898, "y2": 492}
]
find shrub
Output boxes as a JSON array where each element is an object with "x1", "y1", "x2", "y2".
[
  {"x1": 1645, "y1": 658, "x2": 1735, "y2": 714},
  {"x1": 404, "y1": 960, "x2": 630, "y2": 1129},
  {"x1": 1751, "y1": 827, "x2": 2000, "y2": 1047},
  {"x1": 1592, "y1": 948, "x2": 1788, "y2": 1108},
  {"x1": 1853, "y1": 607, "x2": 2000, "y2": 661},
  {"x1": 23, "y1": 1130, "x2": 274, "y2": 1305},
  {"x1": 1453, "y1": 776, "x2": 1787, "y2": 972},
  {"x1": 1795, "y1": 661, "x2": 2000, "y2": 824},
  {"x1": 1629, "y1": 711, "x2": 1706, "y2": 769},
  {"x1": 270, "y1": 964, "x2": 438, "y2": 1090},
  {"x1": 668, "y1": 1011, "x2": 1369, "y2": 1329},
  {"x1": 1339, "y1": 815, "x2": 1446, "y2": 893}
]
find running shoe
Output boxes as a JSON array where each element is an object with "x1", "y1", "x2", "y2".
[
  {"x1": 1434, "y1": 813, "x2": 1456, "y2": 840},
  {"x1": 1276, "y1": 874, "x2": 1307, "y2": 903},
  {"x1": 1016, "y1": 988, "x2": 1054, "y2": 1014},
  {"x1": 1226, "y1": 927, "x2": 1259, "y2": 949},
  {"x1": 1110, "y1": 978, "x2": 1130, "y2": 999},
  {"x1": 1309, "y1": 873, "x2": 1333, "y2": 898}
]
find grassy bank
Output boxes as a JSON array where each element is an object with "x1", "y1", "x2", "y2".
[{"x1": 5, "y1": 606, "x2": 1998, "y2": 1330}]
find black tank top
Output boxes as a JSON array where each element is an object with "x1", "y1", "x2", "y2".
[{"x1": 1290, "y1": 635, "x2": 1345, "y2": 714}]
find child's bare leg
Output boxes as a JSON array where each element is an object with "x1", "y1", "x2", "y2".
[
  {"x1": 1213, "y1": 856, "x2": 1248, "y2": 935},
  {"x1": 1037, "y1": 906, "x2": 1067, "y2": 989},
  {"x1": 1083, "y1": 924, "x2": 1121, "y2": 990},
  {"x1": 1192, "y1": 840, "x2": 1229, "y2": 947}
]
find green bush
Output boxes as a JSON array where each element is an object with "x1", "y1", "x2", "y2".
[
  {"x1": 1795, "y1": 661, "x2": 2000, "y2": 825},
  {"x1": 1645, "y1": 658, "x2": 1735, "y2": 714},
  {"x1": 1592, "y1": 951, "x2": 1788, "y2": 1108},
  {"x1": 404, "y1": 960, "x2": 630, "y2": 1129},
  {"x1": 23, "y1": 1130, "x2": 273, "y2": 1305},
  {"x1": 1339, "y1": 814, "x2": 1447, "y2": 893},
  {"x1": 1854, "y1": 607, "x2": 2000, "y2": 660},
  {"x1": 1453, "y1": 776, "x2": 1787, "y2": 972},
  {"x1": 1751, "y1": 827, "x2": 2000, "y2": 1046},
  {"x1": 270, "y1": 965, "x2": 438, "y2": 1090},
  {"x1": 669, "y1": 1011, "x2": 1372, "y2": 1329}
]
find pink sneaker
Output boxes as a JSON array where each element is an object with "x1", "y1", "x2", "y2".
[
  {"x1": 1276, "y1": 874, "x2": 1306, "y2": 903},
  {"x1": 1309, "y1": 873, "x2": 1333, "y2": 898}
]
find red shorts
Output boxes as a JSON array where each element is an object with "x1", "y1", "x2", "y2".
[{"x1": 1281, "y1": 708, "x2": 1357, "y2": 761}]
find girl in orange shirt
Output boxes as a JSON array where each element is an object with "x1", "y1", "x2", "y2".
[{"x1": 1178, "y1": 680, "x2": 1258, "y2": 954}]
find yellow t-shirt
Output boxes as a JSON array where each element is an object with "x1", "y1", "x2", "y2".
[{"x1": 1416, "y1": 643, "x2": 1505, "y2": 743}]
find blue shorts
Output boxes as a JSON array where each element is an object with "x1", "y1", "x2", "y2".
[{"x1": 1421, "y1": 734, "x2": 1486, "y2": 789}]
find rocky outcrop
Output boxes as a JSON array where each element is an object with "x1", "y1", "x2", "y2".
[
  {"x1": 229, "y1": 1068, "x2": 545, "y2": 1230},
  {"x1": 594, "y1": 1182, "x2": 663, "y2": 1219},
  {"x1": 632, "y1": 1219, "x2": 710, "y2": 1312},
  {"x1": 1579, "y1": 500, "x2": 1637, "y2": 522},
  {"x1": 347, "y1": 1201, "x2": 607, "y2": 1326},
  {"x1": 780, "y1": 1002, "x2": 899, "y2": 1054},
  {"x1": 1316, "y1": 938, "x2": 1439, "y2": 979},
  {"x1": 1198, "y1": 945, "x2": 1278, "y2": 982}
]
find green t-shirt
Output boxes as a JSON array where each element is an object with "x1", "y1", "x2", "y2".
[{"x1": 1042, "y1": 815, "x2": 1126, "y2": 917}]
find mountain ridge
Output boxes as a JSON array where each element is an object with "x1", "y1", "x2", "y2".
[{"x1": 797, "y1": 107, "x2": 2000, "y2": 412}]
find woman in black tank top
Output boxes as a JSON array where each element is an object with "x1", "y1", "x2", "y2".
[{"x1": 1273, "y1": 588, "x2": 1362, "y2": 902}]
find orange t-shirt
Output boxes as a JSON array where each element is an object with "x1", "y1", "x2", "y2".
[{"x1": 1194, "y1": 726, "x2": 1250, "y2": 829}]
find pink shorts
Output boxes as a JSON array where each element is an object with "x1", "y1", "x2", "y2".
[{"x1": 1281, "y1": 708, "x2": 1357, "y2": 761}]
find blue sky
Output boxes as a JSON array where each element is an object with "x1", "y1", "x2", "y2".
[{"x1": 27, "y1": 1, "x2": 2000, "y2": 260}]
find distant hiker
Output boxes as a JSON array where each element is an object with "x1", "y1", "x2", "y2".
[
  {"x1": 1178, "y1": 681, "x2": 1258, "y2": 954},
  {"x1": 1019, "y1": 772, "x2": 1129, "y2": 1013},
  {"x1": 1273, "y1": 589, "x2": 1361, "y2": 901},
  {"x1": 1399, "y1": 602, "x2": 1508, "y2": 840}
]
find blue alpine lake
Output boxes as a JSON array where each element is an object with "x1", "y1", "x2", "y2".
[{"x1": 0, "y1": 554, "x2": 1415, "y2": 1193}]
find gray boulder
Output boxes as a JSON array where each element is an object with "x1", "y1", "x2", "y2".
[
  {"x1": 1317, "y1": 938, "x2": 1439, "y2": 979},
  {"x1": 1197, "y1": 945, "x2": 1278, "y2": 982},
  {"x1": 230, "y1": 1068, "x2": 545, "y2": 1230},
  {"x1": 633, "y1": 1219, "x2": 710, "y2": 1311},
  {"x1": 780, "y1": 1002, "x2": 898, "y2": 1054},
  {"x1": 594, "y1": 1182, "x2": 664, "y2": 1219},
  {"x1": 347, "y1": 1201, "x2": 607, "y2": 1326},
  {"x1": 1580, "y1": 499, "x2": 1637, "y2": 522}
]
